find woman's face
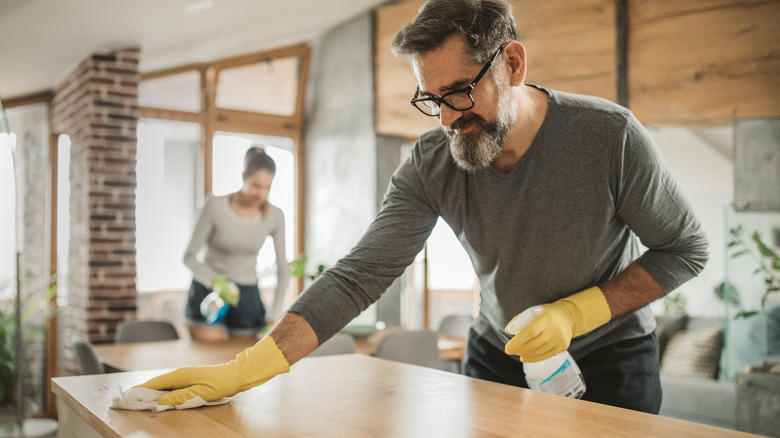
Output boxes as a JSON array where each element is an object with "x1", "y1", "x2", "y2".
[{"x1": 241, "y1": 169, "x2": 274, "y2": 207}]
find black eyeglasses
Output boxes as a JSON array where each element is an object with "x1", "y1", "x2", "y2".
[{"x1": 410, "y1": 42, "x2": 507, "y2": 117}]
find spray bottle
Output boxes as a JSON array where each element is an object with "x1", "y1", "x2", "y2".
[
  {"x1": 506, "y1": 306, "x2": 587, "y2": 399},
  {"x1": 200, "y1": 278, "x2": 239, "y2": 325}
]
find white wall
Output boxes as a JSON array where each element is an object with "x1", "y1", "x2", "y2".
[
  {"x1": 304, "y1": 12, "x2": 378, "y2": 325},
  {"x1": 645, "y1": 125, "x2": 734, "y2": 316}
]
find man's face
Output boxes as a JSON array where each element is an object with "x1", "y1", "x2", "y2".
[{"x1": 412, "y1": 37, "x2": 517, "y2": 172}]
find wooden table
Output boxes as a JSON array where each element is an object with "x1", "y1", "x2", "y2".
[
  {"x1": 53, "y1": 354, "x2": 758, "y2": 438},
  {"x1": 95, "y1": 331, "x2": 466, "y2": 372},
  {"x1": 95, "y1": 338, "x2": 257, "y2": 372},
  {"x1": 353, "y1": 328, "x2": 467, "y2": 361}
]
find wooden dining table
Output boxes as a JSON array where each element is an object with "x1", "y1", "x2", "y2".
[
  {"x1": 53, "y1": 354, "x2": 759, "y2": 438},
  {"x1": 94, "y1": 337, "x2": 257, "y2": 372},
  {"x1": 353, "y1": 327, "x2": 467, "y2": 361},
  {"x1": 95, "y1": 330, "x2": 466, "y2": 372}
]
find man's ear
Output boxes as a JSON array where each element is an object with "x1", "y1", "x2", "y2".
[{"x1": 503, "y1": 41, "x2": 527, "y2": 86}]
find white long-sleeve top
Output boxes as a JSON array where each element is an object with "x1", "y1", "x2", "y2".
[{"x1": 183, "y1": 194, "x2": 290, "y2": 319}]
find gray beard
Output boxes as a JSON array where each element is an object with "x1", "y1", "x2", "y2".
[
  {"x1": 446, "y1": 115, "x2": 508, "y2": 172},
  {"x1": 445, "y1": 86, "x2": 516, "y2": 173}
]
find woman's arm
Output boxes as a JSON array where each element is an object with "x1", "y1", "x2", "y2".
[
  {"x1": 271, "y1": 209, "x2": 290, "y2": 321},
  {"x1": 183, "y1": 197, "x2": 218, "y2": 286}
]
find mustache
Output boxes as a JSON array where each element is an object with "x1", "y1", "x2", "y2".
[{"x1": 447, "y1": 113, "x2": 488, "y2": 134}]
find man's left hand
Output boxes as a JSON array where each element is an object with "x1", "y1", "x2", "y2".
[{"x1": 504, "y1": 286, "x2": 611, "y2": 362}]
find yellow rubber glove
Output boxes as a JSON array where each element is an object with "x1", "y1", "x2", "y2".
[
  {"x1": 504, "y1": 286, "x2": 611, "y2": 363},
  {"x1": 137, "y1": 336, "x2": 290, "y2": 405},
  {"x1": 212, "y1": 275, "x2": 239, "y2": 306}
]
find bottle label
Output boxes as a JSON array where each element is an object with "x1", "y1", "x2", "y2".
[
  {"x1": 539, "y1": 359, "x2": 571, "y2": 385},
  {"x1": 536, "y1": 359, "x2": 586, "y2": 399}
]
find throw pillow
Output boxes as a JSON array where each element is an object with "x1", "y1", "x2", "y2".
[
  {"x1": 654, "y1": 314, "x2": 688, "y2": 358},
  {"x1": 660, "y1": 327, "x2": 723, "y2": 379}
]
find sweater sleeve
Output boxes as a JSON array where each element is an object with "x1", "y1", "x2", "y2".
[
  {"x1": 271, "y1": 208, "x2": 289, "y2": 321},
  {"x1": 612, "y1": 112, "x2": 709, "y2": 293},
  {"x1": 288, "y1": 142, "x2": 439, "y2": 344},
  {"x1": 183, "y1": 197, "x2": 218, "y2": 287}
]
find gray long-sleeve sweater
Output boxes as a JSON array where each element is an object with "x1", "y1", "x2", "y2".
[{"x1": 289, "y1": 86, "x2": 708, "y2": 359}]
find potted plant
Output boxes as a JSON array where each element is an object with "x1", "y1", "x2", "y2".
[
  {"x1": 727, "y1": 226, "x2": 780, "y2": 435},
  {"x1": 0, "y1": 274, "x2": 56, "y2": 420},
  {"x1": 726, "y1": 226, "x2": 780, "y2": 374},
  {"x1": 0, "y1": 300, "x2": 15, "y2": 409},
  {"x1": 728, "y1": 225, "x2": 780, "y2": 323}
]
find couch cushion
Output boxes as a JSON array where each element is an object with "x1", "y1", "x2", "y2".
[
  {"x1": 655, "y1": 314, "x2": 688, "y2": 357},
  {"x1": 659, "y1": 375, "x2": 736, "y2": 429},
  {"x1": 661, "y1": 327, "x2": 724, "y2": 379}
]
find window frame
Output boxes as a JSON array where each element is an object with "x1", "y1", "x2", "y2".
[{"x1": 138, "y1": 43, "x2": 311, "y2": 295}]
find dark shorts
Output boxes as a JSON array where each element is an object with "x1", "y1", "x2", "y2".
[
  {"x1": 185, "y1": 280, "x2": 267, "y2": 334},
  {"x1": 463, "y1": 328, "x2": 662, "y2": 414}
]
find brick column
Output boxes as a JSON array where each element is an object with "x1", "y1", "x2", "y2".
[{"x1": 50, "y1": 47, "x2": 140, "y2": 374}]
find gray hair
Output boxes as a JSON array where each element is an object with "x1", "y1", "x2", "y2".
[{"x1": 390, "y1": 0, "x2": 520, "y2": 64}]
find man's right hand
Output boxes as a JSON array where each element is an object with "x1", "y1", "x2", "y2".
[{"x1": 137, "y1": 336, "x2": 290, "y2": 405}]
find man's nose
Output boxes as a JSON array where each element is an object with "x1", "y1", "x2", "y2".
[{"x1": 438, "y1": 104, "x2": 462, "y2": 127}]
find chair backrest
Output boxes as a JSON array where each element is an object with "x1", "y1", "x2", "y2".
[
  {"x1": 437, "y1": 314, "x2": 473, "y2": 338},
  {"x1": 374, "y1": 329, "x2": 446, "y2": 370},
  {"x1": 309, "y1": 333, "x2": 357, "y2": 357},
  {"x1": 71, "y1": 336, "x2": 105, "y2": 375},
  {"x1": 115, "y1": 319, "x2": 180, "y2": 343}
]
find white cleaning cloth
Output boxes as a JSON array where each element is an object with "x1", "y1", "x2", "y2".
[{"x1": 110, "y1": 387, "x2": 229, "y2": 412}]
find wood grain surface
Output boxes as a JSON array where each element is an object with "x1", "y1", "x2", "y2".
[{"x1": 53, "y1": 354, "x2": 759, "y2": 438}]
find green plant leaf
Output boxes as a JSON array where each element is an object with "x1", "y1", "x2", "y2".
[
  {"x1": 752, "y1": 231, "x2": 779, "y2": 260},
  {"x1": 735, "y1": 310, "x2": 758, "y2": 319},
  {"x1": 714, "y1": 281, "x2": 741, "y2": 306},
  {"x1": 289, "y1": 253, "x2": 307, "y2": 278}
]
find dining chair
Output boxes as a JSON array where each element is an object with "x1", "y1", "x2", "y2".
[
  {"x1": 437, "y1": 314, "x2": 473, "y2": 373},
  {"x1": 308, "y1": 333, "x2": 357, "y2": 357},
  {"x1": 71, "y1": 336, "x2": 106, "y2": 375},
  {"x1": 373, "y1": 329, "x2": 447, "y2": 371},
  {"x1": 115, "y1": 319, "x2": 180, "y2": 343},
  {"x1": 437, "y1": 314, "x2": 473, "y2": 338}
]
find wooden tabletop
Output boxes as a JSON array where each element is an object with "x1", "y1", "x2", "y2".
[
  {"x1": 95, "y1": 331, "x2": 466, "y2": 372},
  {"x1": 53, "y1": 354, "x2": 757, "y2": 438},
  {"x1": 95, "y1": 338, "x2": 257, "y2": 372}
]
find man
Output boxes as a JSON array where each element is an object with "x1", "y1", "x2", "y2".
[{"x1": 140, "y1": 0, "x2": 707, "y2": 414}]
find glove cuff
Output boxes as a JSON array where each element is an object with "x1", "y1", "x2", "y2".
[
  {"x1": 235, "y1": 336, "x2": 290, "y2": 392},
  {"x1": 559, "y1": 286, "x2": 611, "y2": 337}
]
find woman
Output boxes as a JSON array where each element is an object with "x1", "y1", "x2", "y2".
[{"x1": 183, "y1": 146, "x2": 289, "y2": 341}]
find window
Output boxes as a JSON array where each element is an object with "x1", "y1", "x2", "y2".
[
  {"x1": 135, "y1": 45, "x2": 310, "y2": 299},
  {"x1": 56, "y1": 134, "x2": 71, "y2": 306},
  {"x1": 216, "y1": 56, "x2": 300, "y2": 116},
  {"x1": 135, "y1": 119, "x2": 201, "y2": 292},
  {"x1": 211, "y1": 132, "x2": 296, "y2": 291},
  {"x1": 0, "y1": 133, "x2": 16, "y2": 298},
  {"x1": 139, "y1": 70, "x2": 201, "y2": 113},
  {"x1": 426, "y1": 219, "x2": 478, "y2": 329}
]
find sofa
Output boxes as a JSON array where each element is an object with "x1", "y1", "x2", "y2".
[
  {"x1": 655, "y1": 315, "x2": 735, "y2": 429},
  {"x1": 655, "y1": 309, "x2": 780, "y2": 431}
]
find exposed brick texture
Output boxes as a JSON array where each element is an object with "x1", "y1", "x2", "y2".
[{"x1": 50, "y1": 47, "x2": 140, "y2": 375}]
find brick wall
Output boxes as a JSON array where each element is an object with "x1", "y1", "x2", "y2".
[{"x1": 50, "y1": 47, "x2": 140, "y2": 374}]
